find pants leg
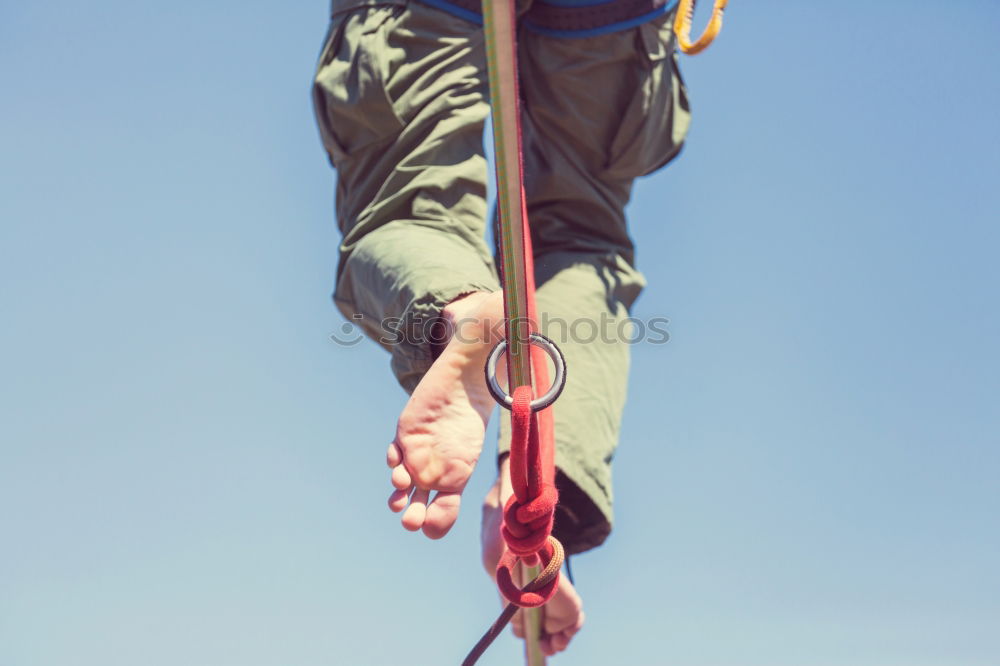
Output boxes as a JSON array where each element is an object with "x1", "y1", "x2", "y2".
[
  {"x1": 312, "y1": 2, "x2": 500, "y2": 393},
  {"x1": 314, "y1": 1, "x2": 690, "y2": 554},
  {"x1": 498, "y1": 12, "x2": 691, "y2": 555}
]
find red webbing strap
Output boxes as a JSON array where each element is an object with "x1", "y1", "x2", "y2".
[
  {"x1": 466, "y1": 1, "x2": 565, "y2": 664},
  {"x1": 481, "y1": 0, "x2": 560, "y2": 602}
]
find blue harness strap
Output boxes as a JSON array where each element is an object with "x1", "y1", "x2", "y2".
[{"x1": 418, "y1": 0, "x2": 678, "y2": 37}]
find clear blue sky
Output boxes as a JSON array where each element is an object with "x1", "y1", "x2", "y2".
[{"x1": 2, "y1": 2, "x2": 998, "y2": 665}]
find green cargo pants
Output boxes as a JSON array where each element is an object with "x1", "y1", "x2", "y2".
[{"x1": 313, "y1": 0, "x2": 690, "y2": 554}]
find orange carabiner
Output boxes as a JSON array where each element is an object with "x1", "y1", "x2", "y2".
[{"x1": 674, "y1": 0, "x2": 728, "y2": 55}]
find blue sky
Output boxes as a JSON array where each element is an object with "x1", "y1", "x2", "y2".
[{"x1": 1, "y1": 1, "x2": 998, "y2": 665}]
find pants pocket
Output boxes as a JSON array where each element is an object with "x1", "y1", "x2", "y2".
[
  {"x1": 605, "y1": 13, "x2": 691, "y2": 180},
  {"x1": 312, "y1": 5, "x2": 407, "y2": 164}
]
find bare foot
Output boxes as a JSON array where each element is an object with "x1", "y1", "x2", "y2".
[
  {"x1": 481, "y1": 458, "x2": 586, "y2": 657},
  {"x1": 386, "y1": 291, "x2": 504, "y2": 539}
]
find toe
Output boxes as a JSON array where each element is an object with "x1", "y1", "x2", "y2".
[
  {"x1": 386, "y1": 442, "x2": 402, "y2": 467},
  {"x1": 545, "y1": 611, "x2": 580, "y2": 636},
  {"x1": 387, "y1": 487, "x2": 411, "y2": 513},
  {"x1": 391, "y1": 464, "x2": 412, "y2": 490},
  {"x1": 549, "y1": 631, "x2": 570, "y2": 653},
  {"x1": 401, "y1": 488, "x2": 430, "y2": 531},
  {"x1": 422, "y1": 491, "x2": 461, "y2": 539}
]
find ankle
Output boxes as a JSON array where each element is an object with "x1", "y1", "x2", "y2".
[
  {"x1": 440, "y1": 291, "x2": 504, "y2": 348},
  {"x1": 442, "y1": 290, "x2": 494, "y2": 321}
]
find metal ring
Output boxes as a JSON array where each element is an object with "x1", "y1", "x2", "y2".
[{"x1": 485, "y1": 333, "x2": 566, "y2": 411}]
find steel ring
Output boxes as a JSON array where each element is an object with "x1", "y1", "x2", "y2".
[{"x1": 484, "y1": 332, "x2": 566, "y2": 411}]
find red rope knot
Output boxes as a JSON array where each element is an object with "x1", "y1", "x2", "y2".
[
  {"x1": 495, "y1": 535, "x2": 564, "y2": 608},
  {"x1": 501, "y1": 484, "x2": 557, "y2": 557},
  {"x1": 501, "y1": 385, "x2": 559, "y2": 555}
]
